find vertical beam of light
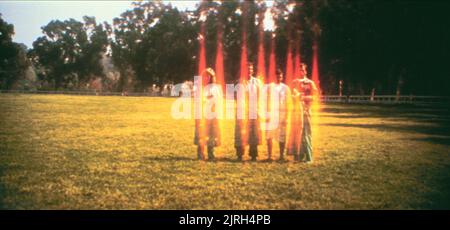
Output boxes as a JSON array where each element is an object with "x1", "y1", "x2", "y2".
[
  {"x1": 311, "y1": 39, "x2": 321, "y2": 160},
  {"x1": 238, "y1": 2, "x2": 249, "y2": 147},
  {"x1": 292, "y1": 2, "x2": 301, "y2": 79},
  {"x1": 284, "y1": 23, "x2": 296, "y2": 156},
  {"x1": 309, "y1": 1, "x2": 321, "y2": 161},
  {"x1": 198, "y1": 23, "x2": 206, "y2": 81},
  {"x1": 195, "y1": 10, "x2": 207, "y2": 151},
  {"x1": 294, "y1": 38, "x2": 301, "y2": 78},
  {"x1": 257, "y1": 7, "x2": 267, "y2": 145},
  {"x1": 312, "y1": 41, "x2": 320, "y2": 93},
  {"x1": 215, "y1": 18, "x2": 225, "y2": 158},
  {"x1": 268, "y1": 33, "x2": 276, "y2": 84},
  {"x1": 285, "y1": 41, "x2": 293, "y2": 86},
  {"x1": 215, "y1": 27, "x2": 224, "y2": 90},
  {"x1": 285, "y1": 41, "x2": 297, "y2": 156},
  {"x1": 257, "y1": 13, "x2": 266, "y2": 81},
  {"x1": 264, "y1": 32, "x2": 277, "y2": 151},
  {"x1": 239, "y1": 33, "x2": 248, "y2": 82},
  {"x1": 239, "y1": 34, "x2": 248, "y2": 82},
  {"x1": 264, "y1": 7, "x2": 276, "y2": 83}
]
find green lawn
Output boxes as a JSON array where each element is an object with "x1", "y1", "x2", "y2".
[{"x1": 0, "y1": 94, "x2": 449, "y2": 209}]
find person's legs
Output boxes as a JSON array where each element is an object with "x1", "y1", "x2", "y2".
[
  {"x1": 279, "y1": 142, "x2": 285, "y2": 160},
  {"x1": 303, "y1": 122, "x2": 313, "y2": 162},
  {"x1": 235, "y1": 146, "x2": 244, "y2": 161},
  {"x1": 207, "y1": 146, "x2": 215, "y2": 161},
  {"x1": 300, "y1": 108, "x2": 313, "y2": 162},
  {"x1": 294, "y1": 136, "x2": 301, "y2": 161},
  {"x1": 249, "y1": 145, "x2": 258, "y2": 161},
  {"x1": 197, "y1": 145, "x2": 205, "y2": 160},
  {"x1": 294, "y1": 152, "x2": 300, "y2": 161},
  {"x1": 266, "y1": 139, "x2": 273, "y2": 160},
  {"x1": 298, "y1": 141, "x2": 306, "y2": 161}
]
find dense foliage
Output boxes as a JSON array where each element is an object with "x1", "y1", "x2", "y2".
[{"x1": 1, "y1": 0, "x2": 449, "y2": 95}]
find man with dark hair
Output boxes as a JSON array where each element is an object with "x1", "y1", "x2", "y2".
[{"x1": 234, "y1": 62, "x2": 262, "y2": 161}]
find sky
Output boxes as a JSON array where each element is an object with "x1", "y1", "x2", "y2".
[{"x1": 0, "y1": 1, "x2": 200, "y2": 48}]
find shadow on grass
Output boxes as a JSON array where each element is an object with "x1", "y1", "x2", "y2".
[
  {"x1": 423, "y1": 174, "x2": 450, "y2": 210},
  {"x1": 321, "y1": 103, "x2": 450, "y2": 146},
  {"x1": 143, "y1": 156, "x2": 244, "y2": 163},
  {"x1": 0, "y1": 186, "x2": 4, "y2": 210},
  {"x1": 322, "y1": 103, "x2": 450, "y2": 122},
  {"x1": 320, "y1": 114, "x2": 450, "y2": 123},
  {"x1": 321, "y1": 123, "x2": 450, "y2": 146},
  {"x1": 142, "y1": 156, "x2": 198, "y2": 162},
  {"x1": 142, "y1": 156, "x2": 294, "y2": 164},
  {"x1": 407, "y1": 136, "x2": 450, "y2": 147},
  {"x1": 320, "y1": 104, "x2": 450, "y2": 209}
]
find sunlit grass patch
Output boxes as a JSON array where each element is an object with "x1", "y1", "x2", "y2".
[{"x1": 0, "y1": 94, "x2": 449, "y2": 209}]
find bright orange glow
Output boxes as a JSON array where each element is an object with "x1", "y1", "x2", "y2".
[
  {"x1": 215, "y1": 27, "x2": 224, "y2": 89},
  {"x1": 215, "y1": 23, "x2": 225, "y2": 158},
  {"x1": 312, "y1": 41, "x2": 320, "y2": 92},
  {"x1": 198, "y1": 24, "x2": 206, "y2": 82},
  {"x1": 239, "y1": 35, "x2": 248, "y2": 83},
  {"x1": 257, "y1": 29, "x2": 265, "y2": 80},
  {"x1": 268, "y1": 34, "x2": 276, "y2": 84},
  {"x1": 285, "y1": 42, "x2": 293, "y2": 86},
  {"x1": 294, "y1": 41, "x2": 301, "y2": 78},
  {"x1": 238, "y1": 3, "x2": 248, "y2": 147},
  {"x1": 311, "y1": 40, "x2": 321, "y2": 159},
  {"x1": 195, "y1": 20, "x2": 206, "y2": 149},
  {"x1": 256, "y1": 9, "x2": 266, "y2": 143}
]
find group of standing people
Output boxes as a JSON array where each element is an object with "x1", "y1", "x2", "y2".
[{"x1": 194, "y1": 62, "x2": 317, "y2": 163}]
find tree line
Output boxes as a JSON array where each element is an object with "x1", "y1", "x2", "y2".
[{"x1": 1, "y1": 0, "x2": 449, "y2": 95}]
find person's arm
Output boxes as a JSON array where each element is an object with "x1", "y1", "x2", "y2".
[
  {"x1": 291, "y1": 80, "x2": 301, "y2": 98},
  {"x1": 311, "y1": 80, "x2": 318, "y2": 92}
]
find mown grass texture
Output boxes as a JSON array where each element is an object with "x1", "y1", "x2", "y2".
[{"x1": 0, "y1": 94, "x2": 449, "y2": 209}]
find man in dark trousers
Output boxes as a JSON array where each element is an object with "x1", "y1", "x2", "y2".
[
  {"x1": 234, "y1": 62, "x2": 262, "y2": 161},
  {"x1": 265, "y1": 69, "x2": 290, "y2": 161}
]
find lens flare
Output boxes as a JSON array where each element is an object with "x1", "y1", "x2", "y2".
[
  {"x1": 215, "y1": 28, "x2": 224, "y2": 90},
  {"x1": 312, "y1": 41, "x2": 320, "y2": 92},
  {"x1": 257, "y1": 10, "x2": 266, "y2": 81},
  {"x1": 194, "y1": 19, "x2": 207, "y2": 156},
  {"x1": 311, "y1": 40, "x2": 321, "y2": 159},
  {"x1": 294, "y1": 41, "x2": 301, "y2": 78},
  {"x1": 285, "y1": 41, "x2": 294, "y2": 86},
  {"x1": 215, "y1": 23, "x2": 225, "y2": 158},
  {"x1": 237, "y1": 2, "x2": 249, "y2": 147},
  {"x1": 268, "y1": 34, "x2": 276, "y2": 84}
]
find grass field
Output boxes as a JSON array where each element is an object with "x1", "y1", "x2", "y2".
[{"x1": 0, "y1": 94, "x2": 449, "y2": 209}]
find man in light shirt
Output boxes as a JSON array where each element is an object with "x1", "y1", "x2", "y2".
[
  {"x1": 265, "y1": 69, "x2": 290, "y2": 161},
  {"x1": 234, "y1": 63, "x2": 262, "y2": 161}
]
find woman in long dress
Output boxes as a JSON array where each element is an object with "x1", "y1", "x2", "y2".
[
  {"x1": 288, "y1": 63, "x2": 317, "y2": 162},
  {"x1": 194, "y1": 68, "x2": 222, "y2": 160}
]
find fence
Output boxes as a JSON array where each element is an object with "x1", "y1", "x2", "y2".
[
  {"x1": 320, "y1": 95, "x2": 449, "y2": 105},
  {"x1": 1, "y1": 90, "x2": 449, "y2": 105},
  {"x1": 0, "y1": 89, "x2": 156, "y2": 97}
]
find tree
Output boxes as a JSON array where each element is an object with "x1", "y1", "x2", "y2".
[
  {"x1": 110, "y1": 1, "x2": 197, "y2": 91},
  {"x1": 21, "y1": 0, "x2": 450, "y2": 95},
  {"x1": 29, "y1": 17, "x2": 108, "y2": 89},
  {"x1": 0, "y1": 14, "x2": 30, "y2": 90}
]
